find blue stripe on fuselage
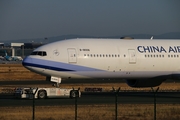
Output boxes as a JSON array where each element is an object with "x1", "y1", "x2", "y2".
[
  {"x1": 22, "y1": 57, "x2": 103, "y2": 72},
  {"x1": 23, "y1": 62, "x2": 74, "y2": 71}
]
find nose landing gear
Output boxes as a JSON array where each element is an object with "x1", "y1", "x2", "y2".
[{"x1": 46, "y1": 76, "x2": 62, "y2": 87}]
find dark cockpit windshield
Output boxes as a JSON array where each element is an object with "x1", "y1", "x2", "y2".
[{"x1": 31, "y1": 51, "x2": 47, "y2": 56}]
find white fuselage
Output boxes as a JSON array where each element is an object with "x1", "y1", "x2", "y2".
[{"x1": 22, "y1": 38, "x2": 180, "y2": 86}]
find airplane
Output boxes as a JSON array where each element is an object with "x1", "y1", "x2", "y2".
[
  {"x1": 22, "y1": 38, "x2": 180, "y2": 87},
  {"x1": 4, "y1": 50, "x2": 23, "y2": 61}
]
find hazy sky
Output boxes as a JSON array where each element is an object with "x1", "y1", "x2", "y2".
[{"x1": 0, "y1": 0, "x2": 180, "y2": 41}]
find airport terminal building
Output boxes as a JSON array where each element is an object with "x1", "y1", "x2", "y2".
[{"x1": 0, "y1": 42, "x2": 43, "y2": 58}]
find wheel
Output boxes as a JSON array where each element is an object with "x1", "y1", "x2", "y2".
[
  {"x1": 38, "y1": 90, "x2": 46, "y2": 99},
  {"x1": 70, "y1": 90, "x2": 78, "y2": 98}
]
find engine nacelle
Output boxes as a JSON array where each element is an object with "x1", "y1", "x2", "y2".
[{"x1": 126, "y1": 78, "x2": 165, "y2": 87}]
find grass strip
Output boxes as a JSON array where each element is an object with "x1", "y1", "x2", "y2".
[{"x1": 0, "y1": 104, "x2": 180, "y2": 120}]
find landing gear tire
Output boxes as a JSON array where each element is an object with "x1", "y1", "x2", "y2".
[
  {"x1": 56, "y1": 82, "x2": 60, "y2": 87},
  {"x1": 38, "y1": 90, "x2": 46, "y2": 99},
  {"x1": 70, "y1": 90, "x2": 78, "y2": 98},
  {"x1": 53, "y1": 82, "x2": 60, "y2": 87}
]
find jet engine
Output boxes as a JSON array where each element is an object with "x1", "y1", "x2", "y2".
[{"x1": 126, "y1": 78, "x2": 165, "y2": 87}]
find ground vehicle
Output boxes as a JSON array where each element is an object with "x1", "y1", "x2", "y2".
[{"x1": 14, "y1": 87, "x2": 81, "y2": 99}]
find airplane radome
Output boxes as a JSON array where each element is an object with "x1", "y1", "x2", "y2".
[{"x1": 22, "y1": 38, "x2": 180, "y2": 87}]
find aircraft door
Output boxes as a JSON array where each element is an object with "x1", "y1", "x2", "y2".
[
  {"x1": 67, "y1": 48, "x2": 77, "y2": 63},
  {"x1": 128, "y1": 49, "x2": 136, "y2": 64}
]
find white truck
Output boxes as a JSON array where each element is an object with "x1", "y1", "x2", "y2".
[{"x1": 14, "y1": 87, "x2": 81, "y2": 99}]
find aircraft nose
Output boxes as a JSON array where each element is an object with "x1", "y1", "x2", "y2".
[{"x1": 22, "y1": 56, "x2": 32, "y2": 68}]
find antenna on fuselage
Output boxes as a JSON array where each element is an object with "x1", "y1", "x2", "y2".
[{"x1": 150, "y1": 36, "x2": 153, "y2": 40}]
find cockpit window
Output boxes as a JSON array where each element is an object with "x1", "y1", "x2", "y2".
[
  {"x1": 31, "y1": 51, "x2": 47, "y2": 56},
  {"x1": 31, "y1": 52, "x2": 38, "y2": 55},
  {"x1": 42, "y1": 52, "x2": 47, "y2": 56}
]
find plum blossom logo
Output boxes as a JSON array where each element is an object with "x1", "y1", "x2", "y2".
[{"x1": 53, "y1": 49, "x2": 59, "y2": 56}]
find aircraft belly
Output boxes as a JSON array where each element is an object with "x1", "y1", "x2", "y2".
[{"x1": 42, "y1": 69, "x2": 174, "y2": 79}]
